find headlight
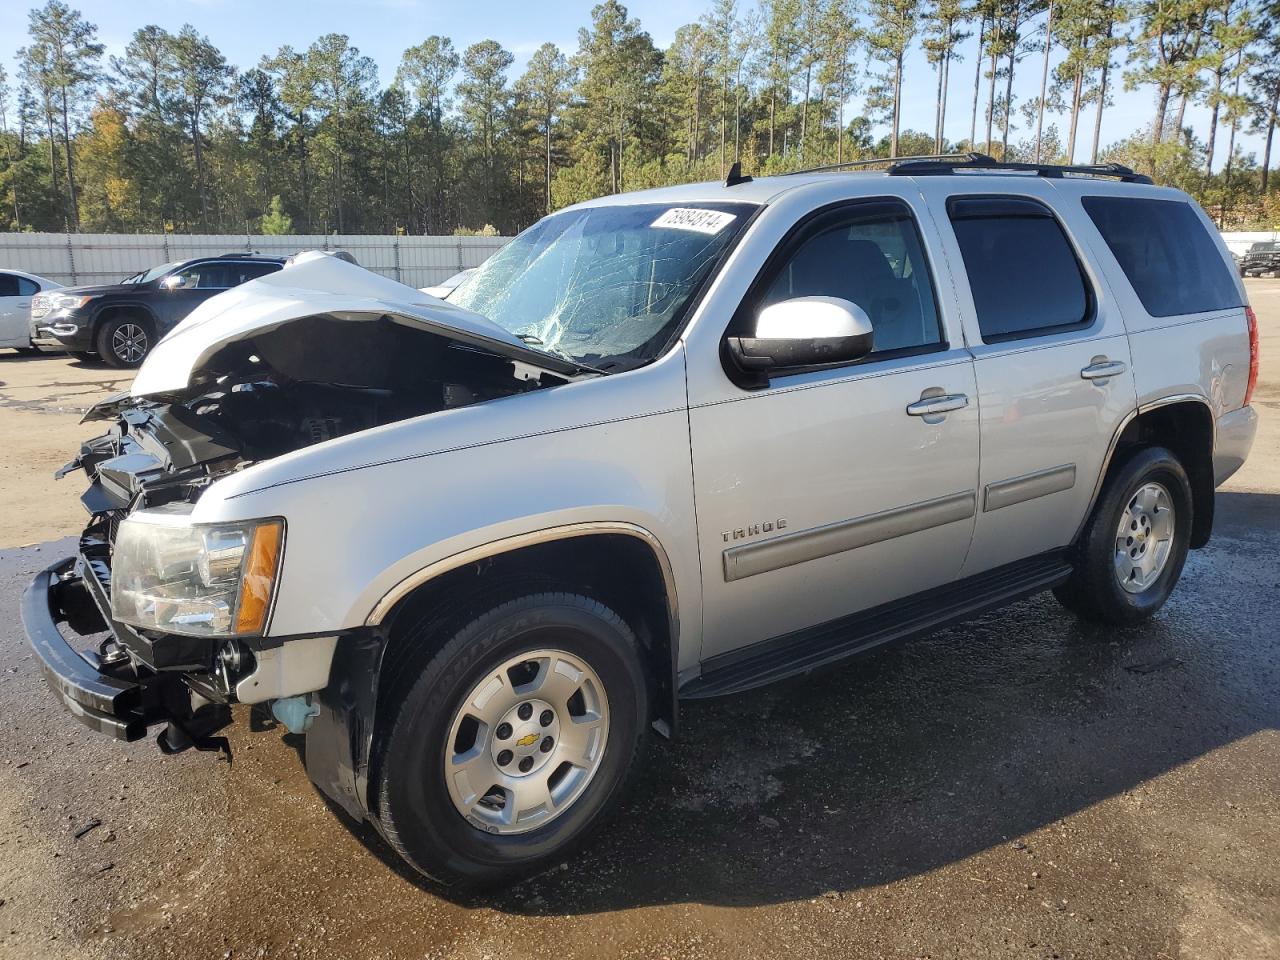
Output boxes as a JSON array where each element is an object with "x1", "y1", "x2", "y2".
[
  {"x1": 48, "y1": 293, "x2": 96, "y2": 312},
  {"x1": 111, "y1": 511, "x2": 285, "y2": 637}
]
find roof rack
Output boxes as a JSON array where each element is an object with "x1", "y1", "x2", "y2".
[
  {"x1": 887, "y1": 154, "x2": 1153, "y2": 184},
  {"x1": 784, "y1": 153, "x2": 984, "y2": 176}
]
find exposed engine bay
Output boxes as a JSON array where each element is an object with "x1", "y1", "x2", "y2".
[{"x1": 71, "y1": 314, "x2": 567, "y2": 512}]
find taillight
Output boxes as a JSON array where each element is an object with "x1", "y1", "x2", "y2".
[{"x1": 1245, "y1": 306, "x2": 1259, "y2": 407}]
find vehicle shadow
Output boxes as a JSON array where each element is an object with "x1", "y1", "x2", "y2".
[{"x1": 330, "y1": 490, "x2": 1280, "y2": 914}]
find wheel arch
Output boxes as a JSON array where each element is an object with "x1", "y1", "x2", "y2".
[
  {"x1": 90, "y1": 301, "x2": 158, "y2": 345},
  {"x1": 305, "y1": 524, "x2": 682, "y2": 823},
  {"x1": 1085, "y1": 395, "x2": 1216, "y2": 549}
]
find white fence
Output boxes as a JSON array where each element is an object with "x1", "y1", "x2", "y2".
[{"x1": 0, "y1": 233, "x2": 509, "y2": 289}]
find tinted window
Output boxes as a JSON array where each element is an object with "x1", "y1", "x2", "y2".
[
  {"x1": 758, "y1": 201, "x2": 943, "y2": 354},
  {"x1": 173, "y1": 263, "x2": 234, "y2": 289},
  {"x1": 1082, "y1": 197, "x2": 1242, "y2": 317},
  {"x1": 17, "y1": 277, "x2": 38, "y2": 296},
  {"x1": 0, "y1": 273, "x2": 19, "y2": 297},
  {"x1": 948, "y1": 197, "x2": 1091, "y2": 341},
  {"x1": 230, "y1": 262, "x2": 279, "y2": 284}
]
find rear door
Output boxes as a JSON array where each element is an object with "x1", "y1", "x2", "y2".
[{"x1": 915, "y1": 180, "x2": 1137, "y2": 575}]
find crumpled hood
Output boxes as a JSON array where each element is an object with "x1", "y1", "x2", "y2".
[{"x1": 130, "y1": 252, "x2": 577, "y2": 397}]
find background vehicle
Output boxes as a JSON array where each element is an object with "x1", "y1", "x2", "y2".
[
  {"x1": 0, "y1": 269, "x2": 62, "y2": 352},
  {"x1": 30, "y1": 254, "x2": 285, "y2": 367},
  {"x1": 1241, "y1": 241, "x2": 1280, "y2": 277},
  {"x1": 421, "y1": 267, "x2": 476, "y2": 299},
  {"x1": 23, "y1": 157, "x2": 1258, "y2": 890}
]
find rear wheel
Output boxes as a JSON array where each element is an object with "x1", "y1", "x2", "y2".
[
  {"x1": 1054, "y1": 446, "x2": 1192, "y2": 624},
  {"x1": 96, "y1": 315, "x2": 152, "y2": 368},
  {"x1": 374, "y1": 592, "x2": 649, "y2": 888}
]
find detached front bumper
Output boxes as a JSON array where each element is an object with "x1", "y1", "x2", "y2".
[
  {"x1": 21, "y1": 556, "x2": 233, "y2": 749},
  {"x1": 21, "y1": 557, "x2": 154, "y2": 741}
]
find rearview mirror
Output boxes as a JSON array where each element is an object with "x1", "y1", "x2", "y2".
[{"x1": 726, "y1": 296, "x2": 874, "y2": 373}]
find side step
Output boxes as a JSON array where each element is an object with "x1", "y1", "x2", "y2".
[{"x1": 680, "y1": 551, "x2": 1072, "y2": 700}]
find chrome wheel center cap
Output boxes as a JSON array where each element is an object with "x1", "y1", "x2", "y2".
[{"x1": 492, "y1": 697, "x2": 560, "y2": 777}]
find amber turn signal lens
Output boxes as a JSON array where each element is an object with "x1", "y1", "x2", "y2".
[{"x1": 234, "y1": 520, "x2": 283, "y2": 635}]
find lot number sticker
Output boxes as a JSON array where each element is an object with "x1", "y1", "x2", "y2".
[{"x1": 651, "y1": 208, "x2": 738, "y2": 234}]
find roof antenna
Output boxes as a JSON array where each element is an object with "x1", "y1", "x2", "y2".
[{"x1": 725, "y1": 161, "x2": 752, "y2": 187}]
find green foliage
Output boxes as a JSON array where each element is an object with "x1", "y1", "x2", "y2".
[
  {"x1": 259, "y1": 194, "x2": 292, "y2": 234},
  {"x1": 0, "y1": 0, "x2": 1276, "y2": 236}
]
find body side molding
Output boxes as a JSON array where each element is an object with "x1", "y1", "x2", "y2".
[
  {"x1": 984, "y1": 463, "x2": 1077, "y2": 512},
  {"x1": 722, "y1": 490, "x2": 976, "y2": 583}
]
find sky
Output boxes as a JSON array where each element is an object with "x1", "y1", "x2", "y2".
[{"x1": 1, "y1": 0, "x2": 1265, "y2": 171}]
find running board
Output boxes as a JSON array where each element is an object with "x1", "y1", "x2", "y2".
[{"x1": 680, "y1": 551, "x2": 1073, "y2": 700}]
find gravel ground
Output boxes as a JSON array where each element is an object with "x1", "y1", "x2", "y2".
[{"x1": 0, "y1": 282, "x2": 1276, "y2": 959}]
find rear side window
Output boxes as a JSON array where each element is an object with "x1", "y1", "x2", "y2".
[
  {"x1": 1081, "y1": 197, "x2": 1242, "y2": 317},
  {"x1": 947, "y1": 196, "x2": 1091, "y2": 342},
  {"x1": 17, "y1": 277, "x2": 38, "y2": 296}
]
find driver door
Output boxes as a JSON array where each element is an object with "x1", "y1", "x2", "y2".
[{"x1": 688, "y1": 197, "x2": 980, "y2": 662}]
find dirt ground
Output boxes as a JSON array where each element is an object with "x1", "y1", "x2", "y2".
[{"x1": 0, "y1": 282, "x2": 1276, "y2": 959}]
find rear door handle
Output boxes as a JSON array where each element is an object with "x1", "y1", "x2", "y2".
[
  {"x1": 906, "y1": 393, "x2": 969, "y2": 417},
  {"x1": 1081, "y1": 358, "x2": 1127, "y2": 381}
]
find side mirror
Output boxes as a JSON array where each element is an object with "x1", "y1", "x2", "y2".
[
  {"x1": 159, "y1": 275, "x2": 183, "y2": 291},
  {"x1": 727, "y1": 296, "x2": 874, "y2": 373}
]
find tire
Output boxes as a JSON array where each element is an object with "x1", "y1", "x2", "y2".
[
  {"x1": 1054, "y1": 446, "x2": 1193, "y2": 624},
  {"x1": 374, "y1": 592, "x2": 649, "y2": 888},
  {"x1": 95, "y1": 315, "x2": 152, "y2": 368}
]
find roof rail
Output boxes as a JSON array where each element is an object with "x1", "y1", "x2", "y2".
[
  {"x1": 887, "y1": 154, "x2": 1153, "y2": 184},
  {"x1": 783, "y1": 153, "x2": 992, "y2": 176}
]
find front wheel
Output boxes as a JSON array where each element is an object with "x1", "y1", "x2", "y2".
[
  {"x1": 374, "y1": 592, "x2": 649, "y2": 888},
  {"x1": 95, "y1": 315, "x2": 152, "y2": 368},
  {"x1": 1054, "y1": 446, "x2": 1193, "y2": 624}
]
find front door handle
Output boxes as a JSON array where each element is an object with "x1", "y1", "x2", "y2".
[
  {"x1": 906, "y1": 393, "x2": 969, "y2": 417},
  {"x1": 1081, "y1": 358, "x2": 1127, "y2": 381}
]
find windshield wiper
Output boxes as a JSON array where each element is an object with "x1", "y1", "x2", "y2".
[{"x1": 516, "y1": 332, "x2": 608, "y2": 376}]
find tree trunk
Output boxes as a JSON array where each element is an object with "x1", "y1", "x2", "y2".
[
  {"x1": 970, "y1": 17, "x2": 986, "y2": 149},
  {"x1": 768, "y1": 51, "x2": 776, "y2": 158},
  {"x1": 1151, "y1": 83, "x2": 1170, "y2": 148},
  {"x1": 1035, "y1": 0, "x2": 1054, "y2": 163},
  {"x1": 545, "y1": 110, "x2": 553, "y2": 214},
  {"x1": 192, "y1": 109, "x2": 210, "y2": 232},
  {"x1": 58, "y1": 87, "x2": 79, "y2": 229},
  {"x1": 941, "y1": 50, "x2": 951, "y2": 152},
  {"x1": 892, "y1": 53, "x2": 903, "y2": 158},
  {"x1": 985, "y1": 40, "x2": 999, "y2": 154},
  {"x1": 935, "y1": 46, "x2": 946, "y2": 154},
  {"x1": 1263, "y1": 84, "x2": 1279, "y2": 192},
  {"x1": 801, "y1": 61, "x2": 811, "y2": 152},
  {"x1": 1205, "y1": 70, "x2": 1222, "y2": 177},
  {"x1": 1067, "y1": 66, "x2": 1082, "y2": 163},
  {"x1": 1091, "y1": 14, "x2": 1113, "y2": 164}
]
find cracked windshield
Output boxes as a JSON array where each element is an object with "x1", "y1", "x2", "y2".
[{"x1": 448, "y1": 201, "x2": 756, "y2": 370}]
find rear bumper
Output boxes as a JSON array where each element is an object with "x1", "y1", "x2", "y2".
[
  {"x1": 21, "y1": 558, "x2": 152, "y2": 741},
  {"x1": 1214, "y1": 405, "x2": 1258, "y2": 487}
]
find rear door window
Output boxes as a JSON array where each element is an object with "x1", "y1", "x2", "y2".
[
  {"x1": 229, "y1": 262, "x2": 279, "y2": 285},
  {"x1": 1081, "y1": 197, "x2": 1242, "y2": 317},
  {"x1": 947, "y1": 196, "x2": 1092, "y2": 342},
  {"x1": 0, "y1": 273, "x2": 19, "y2": 297}
]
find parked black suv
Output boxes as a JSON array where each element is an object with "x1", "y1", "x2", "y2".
[
  {"x1": 31, "y1": 254, "x2": 286, "y2": 367},
  {"x1": 1240, "y1": 241, "x2": 1280, "y2": 278}
]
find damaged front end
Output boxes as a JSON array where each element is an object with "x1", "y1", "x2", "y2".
[{"x1": 23, "y1": 258, "x2": 584, "y2": 761}]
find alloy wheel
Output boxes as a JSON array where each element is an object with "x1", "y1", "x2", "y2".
[
  {"x1": 444, "y1": 649, "x2": 610, "y2": 835},
  {"x1": 111, "y1": 323, "x2": 148, "y2": 364},
  {"x1": 1114, "y1": 481, "x2": 1175, "y2": 594}
]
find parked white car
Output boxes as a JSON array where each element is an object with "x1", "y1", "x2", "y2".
[
  {"x1": 0, "y1": 269, "x2": 62, "y2": 351},
  {"x1": 421, "y1": 267, "x2": 476, "y2": 299},
  {"x1": 23, "y1": 157, "x2": 1259, "y2": 889}
]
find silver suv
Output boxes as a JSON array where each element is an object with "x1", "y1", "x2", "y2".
[{"x1": 23, "y1": 156, "x2": 1259, "y2": 888}]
